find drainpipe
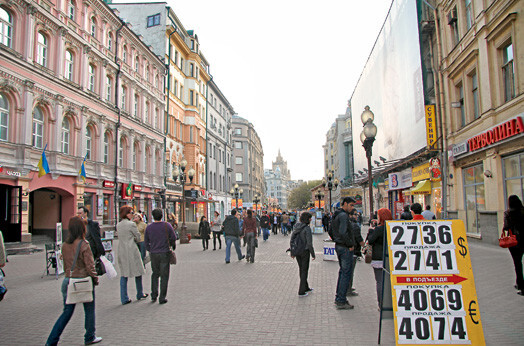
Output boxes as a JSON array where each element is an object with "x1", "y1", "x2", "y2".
[
  {"x1": 113, "y1": 20, "x2": 125, "y2": 230},
  {"x1": 205, "y1": 74, "x2": 213, "y2": 218}
]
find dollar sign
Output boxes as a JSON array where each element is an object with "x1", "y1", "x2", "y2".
[{"x1": 458, "y1": 237, "x2": 467, "y2": 258}]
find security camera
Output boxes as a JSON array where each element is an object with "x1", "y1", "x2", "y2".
[{"x1": 483, "y1": 170, "x2": 493, "y2": 178}]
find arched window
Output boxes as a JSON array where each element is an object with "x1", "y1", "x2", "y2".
[
  {"x1": 86, "y1": 126, "x2": 92, "y2": 160},
  {"x1": 61, "y1": 118, "x2": 70, "y2": 154},
  {"x1": 134, "y1": 56, "x2": 139, "y2": 73},
  {"x1": 133, "y1": 142, "x2": 138, "y2": 170},
  {"x1": 90, "y1": 17, "x2": 96, "y2": 38},
  {"x1": 107, "y1": 32, "x2": 112, "y2": 51},
  {"x1": 88, "y1": 64, "x2": 95, "y2": 92},
  {"x1": 103, "y1": 131, "x2": 110, "y2": 164},
  {"x1": 121, "y1": 85, "x2": 126, "y2": 110},
  {"x1": 0, "y1": 7, "x2": 13, "y2": 48},
  {"x1": 105, "y1": 75, "x2": 112, "y2": 102},
  {"x1": 145, "y1": 64, "x2": 150, "y2": 82},
  {"x1": 144, "y1": 101, "x2": 149, "y2": 124},
  {"x1": 122, "y1": 45, "x2": 127, "y2": 63},
  {"x1": 0, "y1": 93, "x2": 9, "y2": 141},
  {"x1": 134, "y1": 94, "x2": 139, "y2": 117},
  {"x1": 32, "y1": 107, "x2": 44, "y2": 148},
  {"x1": 119, "y1": 137, "x2": 125, "y2": 168},
  {"x1": 65, "y1": 50, "x2": 74, "y2": 81},
  {"x1": 37, "y1": 32, "x2": 47, "y2": 67},
  {"x1": 68, "y1": 0, "x2": 75, "y2": 21}
]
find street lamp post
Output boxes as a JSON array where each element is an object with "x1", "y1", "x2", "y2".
[
  {"x1": 360, "y1": 105, "x2": 377, "y2": 219},
  {"x1": 253, "y1": 194, "x2": 260, "y2": 216},
  {"x1": 315, "y1": 190, "x2": 324, "y2": 210},
  {"x1": 322, "y1": 171, "x2": 339, "y2": 212},
  {"x1": 172, "y1": 159, "x2": 194, "y2": 244},
  {"x1": 229, "y1": 184, "x2": 243, "y2": 211}
]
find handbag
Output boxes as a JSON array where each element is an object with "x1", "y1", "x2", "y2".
[
  {"x1": 165, "y1": 223, "x2": 177, "y2": 265},
  {"x1": 100, "y1": 255, "x2": 117, "y2": 279},
  {"x1": 363, "y1": 242, "x2": 373, "y2": 264},
  {"x1": 65, "y1": 241, "x2": 94, "y2": 305},
  {"x1": 499, "y1": 229, "x2": 518, "y2": 248},
  {"x1": 95, "y1": 257, "x2": 106, "y2": 276}
]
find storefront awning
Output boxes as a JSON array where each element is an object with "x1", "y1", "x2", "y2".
[{"x1": 410, "y1": 180, "x2": 431, "y2": 195}]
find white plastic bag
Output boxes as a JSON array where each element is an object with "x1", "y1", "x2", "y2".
[{"x1": 100, "y1": 255, "x2": 117, "y2": 279}]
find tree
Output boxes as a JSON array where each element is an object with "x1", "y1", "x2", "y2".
[{"x1": 287, "y1": 180, "x2": 322, "y2": 210}]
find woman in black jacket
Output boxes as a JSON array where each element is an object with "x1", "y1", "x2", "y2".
[
  {"x1": 400, "y1": 205, "x2": 412, "y2": 220},
  {"x1": 503, "y1": 195, "x2": 524, "y2": 295},
  {"x1": 198, "y1": 216, "x2": 211, "y2": 251},
  {"x1": 366, "y1": 208, "x2": 393, "y2": 309},
  {"x1": 290, "y1": 212, "x2": 315, "y2": 297}
]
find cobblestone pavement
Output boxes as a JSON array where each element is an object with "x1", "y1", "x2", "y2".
[{"x1": 0, "y1": 228, "x2": 523, "y2": 345}]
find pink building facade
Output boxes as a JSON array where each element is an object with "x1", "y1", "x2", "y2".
[{"x1": 0, "y1": 0, "x2": 165, "y2": 242}]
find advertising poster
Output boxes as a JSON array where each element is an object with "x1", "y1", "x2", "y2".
[
  {"x1": 55, "y1": 223, "x2": 64, "y2": 275},
  {"x1": 386, "y1": 220, "x2": 485, "y2": 345}
]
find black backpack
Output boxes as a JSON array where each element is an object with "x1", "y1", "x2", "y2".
[{"x1": 290, "y1": 228, "x2": 307, "y2": 256}]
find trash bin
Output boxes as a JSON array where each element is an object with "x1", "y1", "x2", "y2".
[{"x1": 323, "y1": 240, "x2": 337, "y2": 261}]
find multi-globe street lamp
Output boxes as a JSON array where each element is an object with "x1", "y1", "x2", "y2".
[
  {"x1": 315, "y1": 190, "x2": 324, "y2": 210},
  {"x1": 172, "y1": 158, "x2": 195, "y2": 244},
  {"x1": 322, "y1": 171, "x2": 339, "y2": 212},
  {"x1": 230, "y1": 184, "x2": 243, "y2": 210},
  {"x1": 253, "y1": 194, "x2": 260, "y2": 215},
  {"x1": 360, "y1": 105, "x2": 377, "y2": 219}
]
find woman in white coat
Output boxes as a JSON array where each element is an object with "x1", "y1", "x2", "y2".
[{"x1": 117, "y1": 205, "x2": 147, "y2": 305}]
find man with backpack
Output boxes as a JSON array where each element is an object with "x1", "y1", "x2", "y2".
[
  {"x1": 260, "y1": 211, "x2": 271, "y2": 241},
  {"x1": 289, "y1": 212, "x2": 315, "y2": 297},
  {"x1": 331, "y1": 197, "x2": 363, "y2": 310}
]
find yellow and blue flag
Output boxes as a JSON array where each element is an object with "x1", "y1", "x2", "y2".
[
  {"x1": 37, "y1": 144, "x2": 50, "y2": 177},
  {"x1": 79, "y1": 153, "x2": 87, "y2": 182}
]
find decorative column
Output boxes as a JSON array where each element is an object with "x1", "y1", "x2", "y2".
[{"x1": 22, "y1": 81, "x2": 35, "y2": 146}]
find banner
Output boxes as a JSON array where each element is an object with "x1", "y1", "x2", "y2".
[
  {"x1": 389, "y1": 169, "x2": 413, "y2": 191},
  {"x1": 425, "y1": 105, "x2": 437, "y2": 149}
]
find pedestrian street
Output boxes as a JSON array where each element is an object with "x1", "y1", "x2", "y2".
[{"x1": 0, "y1": 229, "x2": 523, "y2": 345}]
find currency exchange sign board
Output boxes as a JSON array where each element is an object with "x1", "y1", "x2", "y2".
[{"x1": 386, "y1": 220, "x2": 485, "y2": 345}]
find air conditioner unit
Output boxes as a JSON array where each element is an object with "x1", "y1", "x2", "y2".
[{"x1": 447, "y1": 8, "x2": 457, "y2": 25}]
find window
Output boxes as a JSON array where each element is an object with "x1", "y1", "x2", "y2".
[
  {"x1": 234, "y1": 128, "x2": 242, "y2": 135},
  {"x1": 68, "y1": 0, "x2": 75, "y2": 20},
  {"x1": 90, "y1": 17, "x2": 96, "y2": 38},
  {"x1": 107, "y1": 32, "x2": 112, "y2": 51},
  {"x1": 103, "y1": 132, "x2": 109, "y2": 164},
  {"x1": 0, "y1": 94, "x2": 8, "y2": 141},
  {"x1": 135, "y1": 56, "x2": 139, "y2": 73},
  {"x1": 122, "y1": 45, "x2": 127, "y2": 63},
  {"x1": 236, "y1": 173, "x2": 243, "y2": 182},
  {"x1": 174, "y1": 80, "x2": 178, "y2": 97},
  {"x1": 65, "y1": 50, "x2": 74, "y2": 81},
  {"x1": 189, "y1": 127, "x2": 194, "y2": 143},
  {"x1": 448, "y1": 7, "x2": 459, "y2": 46},
  {"x1": 463, "y1": 164, "x2": 485, "y2": 235},
  {"x1": 458, "y1": 83, "x2": 465, "y2": 128},
  {"x1": 133, "y1": 143, "x2": 138, "y2": 170},
  {"x1": 503, "y1": 153, "x2": 524, "y2": 204},
  {"x1": 147, "y1": 13, "x2": 161, "y2": 27},
  {"x1": 234, "y1": 141, "x2": 242, "y2": 149},
  {"x1": 121, "y1": 86, "x2": 126, "y2": 110},
  {"x1": 471, "y1": 71, "x2": 479, "y2": 119},
  {"x1": 37, "y1": 32, "x2": 47, "y2": 67},
  {"x1": 145, "y1": 101, "x2": 149, "y2": 123},
  {"x1": 32, "y1": 107, "x2": 44, "y2": 148},
  {"x1": 189, "y1": 90, "x2": 194, "y2": 106},
  {"x1": 134, "y1": 94, "x2": 139, "y2": 117},
  {"x1": 154, "y1": 108, "x2": 159, "y2": 129},
  {"x1": 235, "y1": 157, "x2": 243, "y2": 165},
  {"x1": 119, "y1": 137, "x2": 125, "y2": 167},
  {"x1": 189, "y1": 63, "x2": 194, "y2": 77},
  {"x1": 174, "y1": 50, "x2": 178, "y2": 66},
  {"x1": 180, "y1": 58, "x2": 184, "y2": 72},
  {"x1": 61, "y1": 118, "x2": 70, "y2": 154},
  {"x1": 106, "y1": 76, "x2": 112, "y2": 102},
  {"x1": 88, "y1": 64, "x2": 95, "y2": 92},
  {"x1": 465, "y1": 0, "x2": 473, "y2": 31},
  {"x1": 0, "y1": 7, "x2": 13, "y2": 48},
  {"x1": 145, "y1": 146, "x2": 150, "y2": 173},
  {"x1": 86, "y1": 127, "x2": 92, "y2": 160},
  {"x1": 502, "y1": 43, "x2": 515, "y2": 102},
  {"x1": 145, "y1": 65, "x2": 150, "y2": 82}
]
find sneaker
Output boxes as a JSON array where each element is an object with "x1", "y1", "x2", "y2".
[
  {"x1": 298, "y1": 292, "x2": 309, "y2": 297},
  {"x1": 159, "y1": 299, "x2": 168, "y2": 304},
  {"x1": 85, "y1": 336, "x2": 103, "y2": 345},
  {"x1": 336, "y1": 302, "x2": 354, "y2": 310},
  {"x1": 239, "y1": 255, "x2": 245, "y2": 261},
  {"x1": 225, "y1": 261, "x2": 230, "y2": 264},
  {"x1": 306, "y1": 288, "x2": 314, "y2": 292},
  {"x1": 137, "y1": 294, "x2": 149, "y2": 300},
  {"x1": 122, "y1": 299, "x2": 132, "y2": 305}
]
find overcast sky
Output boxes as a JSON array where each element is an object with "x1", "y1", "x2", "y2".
[{"x1": 116, "y1": 0, "x2": 393, "y2": 181}]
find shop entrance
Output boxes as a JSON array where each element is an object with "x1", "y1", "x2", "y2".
[
  {"x1": 29, "y1": 188, "x2": 74, "y2": 242},
  {"x1": 0, "y1": 184, "x2": 22, "y2": 242}
]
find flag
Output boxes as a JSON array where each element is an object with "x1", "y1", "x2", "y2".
[
  {"x1": 79, "y1": 153, "x2": 88, "y2": 182},
  {"x1": 37, "y1": 144, "x2": 50, "y2": 177}
]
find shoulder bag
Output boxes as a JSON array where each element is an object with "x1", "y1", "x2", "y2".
[
  {"x1": 499, "y1": 229, "x2": 518, "y2": 248},
  {"x1": 65, "y1": 241, "x2": 94, "y2": 305},
  {"x1": 165, "y1": 223, "x2": 177, "y2": 265}
]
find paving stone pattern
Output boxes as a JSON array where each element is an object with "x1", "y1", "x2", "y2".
[{"x1": 0, "y1": 228, "x2": 522, "y2": 345}]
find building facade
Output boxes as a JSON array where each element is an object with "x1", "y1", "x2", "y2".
[
  {"x1": 231, "y1": 115, "x2": 264, "y2": 210},
  {"x1": 0, "y1": 0, "x2": 165, "y2": 242},
  {"x1": 264, "y1": 150, "x2": 293, "y2": 209}
]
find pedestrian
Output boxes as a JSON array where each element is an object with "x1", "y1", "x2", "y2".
[
  {"x1": 421, "y1": 205, "x2": 436, "y2": 220},
  {"x1": 167, "y1": 213, "x2": 178, "y2": 230},
  {"x1": 322, "y1": 212, "x2": 330, "y2": 233},
  {"x1": 260, "y1": 211, "x2": 271, "y2": 241},
  {"x1": 144, "y1": 208, "x2": 177, "y2": 304},
  {"x1": 46, "y1": 216, "x2": 102, "y2": 346},
  {"x1": 290, "y1": 212, "x2": 297, "y2": 229},
  {"x1": 357, "y1": 212, "x2": 363, "y2": 227},
  {"x1": 116, "y1": 206, "x2": 147, "y2": 305},
  {"x1": 503, "y1": 195, "x2": 524, "y2": 296},
  {"x1": 331, "y1": 197, "x2": 363, "y2": 310},
  {"x1": 0, "y1": 230, "x2": 6, "y2": 302},
  {"x1": 281, "y1": 212, "x2": 290, "y2": 236},
  {"x1": 272, "y1": 213, "x2": 279, "y2": 235},
  {"x1": 400, "y1": 205, "x2": 413, "y2": 220},
  {"x1": 410, "y1": 203, "x2": 424, "y2": 220},
  {"x1": 198, "y1": 216, "x2": 211, "y2": 251},
  {"x1": 366, "y1": 208, "x2": 393, "y2": 310},
  {"x1": 290, "y1": 212, "x2": 315, "y2": 297},
  {"x1": 133, "y1": 213, "x2": 147, "y2": 261},
  {"x1": 242, "y1": 210, "x2": 258, "y2": 263},
  {"x1": 348, "y1": 210, "x2": 364, "y2": 297},
  {"x1": 77, "y1": 207, "x2": 105, "y2": 272},
  {"x1": 223, "y1": 209, "x2": 245, "y2": 264},
  {"x1": 211, "y1": 211, "x2": 222, "y2": 250}
]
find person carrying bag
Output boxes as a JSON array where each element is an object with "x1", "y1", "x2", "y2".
[{"x1": 46, "y1": 216, "x2": 102, "y2": 346}]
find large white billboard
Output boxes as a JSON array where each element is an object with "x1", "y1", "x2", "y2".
[{"x1": 351, "y1": 0, "x2": 425, "y2": 173}]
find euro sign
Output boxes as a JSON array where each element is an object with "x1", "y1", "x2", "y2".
[
  {"x1": 458, "y1": 236, "x2": 467, "y2": 258},
  {"x1": 468, "y1": 300, "x2": 479, "y2": 324}
]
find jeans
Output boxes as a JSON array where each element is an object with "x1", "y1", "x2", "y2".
[
  {"x1": 213, "y1": 232, "x2": 222, "y2": 249},
  {"x1": 262, "y1": 228, "x2": 270, "y2": 241},
  {"x1": 348, "y1": 254, "x2": 358, "y2": 292},
  {"x1": 202, "y1": 238, "x2": 209, "y2": 250},
  {"x1": 137, "y1": 242, "x2": 146, "y2": 261},
  {"x1": 245, "y1": 233, "x2": 256, "y2": 262},
  {"x1": 281, "y1": 224, "x2": 287, "y2": 235},
  {"x1": 151, "y1": 252, "x2": 170, "y2": 302},
  {"x1": 296, "y1": 253, "x2": 311, "y2": 295},
  {"x1": 335, "y1": 245, "x2": 354, "y2": 303},
  {"x1": 272, "y1": 224, "x2": 278, "y2": 234},
  {"x1": 225, "y1": 236, "x2": 243, "y2": 262},
  {"x1": 120, "y1": 276, "x2": 144, "y2": 303},
  {"x1": 373, "y1": 267, "x2": 384, "y2": 307},
  {"x1": 46, "y1": 277, "x2": 96, "y2": 345}
]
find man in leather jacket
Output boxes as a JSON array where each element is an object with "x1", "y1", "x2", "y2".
[{"x1": 77, "y1": 207, "x2": 105, "y2": 261}]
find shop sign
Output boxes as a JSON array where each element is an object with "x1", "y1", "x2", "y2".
[
  {"x1": 389, "y1": 169, "x2": 413, "y2": 191},
  {"x1": 430, "y1": 158, "x2": 442, "y2": 181},
  {"x1": 133, "y1": 185, "x2": 142, "y2": 192},
  {"x1": 425, "y1": 105, "x2": 437, "y2": 149},
  {"x1": 467, "y1": 115, "x2": 524, "y2": 153},
  {"x1": 0, "y1": 165, "x2": 23, "y2": 177},
  {"x1": 200, "y1": 189, "x2": 206, "y2": 198},
  {"x1": 232, "y1": 199, "x2": 243, "y2": 208},
  {"x1": 386, "y1": 220, "x2": 485, "y2": 345},
  {"x1": 412, "y1": 163, "x2": 430, "y2": 182},
  {"x1": 103, "y1": 180, "x2": 115, "y2": 188},
  {"x1": 121, "y1": 183, "x2": 133, "y2": 200}
]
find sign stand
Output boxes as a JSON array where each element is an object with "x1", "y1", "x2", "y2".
[
  {"x1": 378, "y1": 235, "x2": 393, "y2": 344},
  {"x1": 55, "y1": 223, "x2": 64, "y2": 279}
]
